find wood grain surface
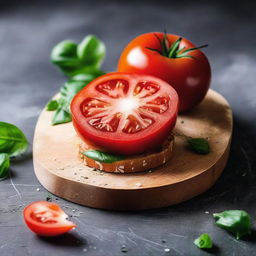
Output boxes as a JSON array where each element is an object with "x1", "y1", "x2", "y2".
[{"x1": 33, "y1": 89, "x2": 233, "y2": 210}]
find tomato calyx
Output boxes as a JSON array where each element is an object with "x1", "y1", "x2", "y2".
[{"x1": 146, "y1": 31, "x2": 208, "y2": 59}]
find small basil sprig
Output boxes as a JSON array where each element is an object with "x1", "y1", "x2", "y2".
[
  {"x1": 0, "y1": 122, "x2": 29, "y2": 157},
  {"x1": 83, "y1": 150, "x2": 125, "y2": 163},
  {"x1": 0, "y1": 153, "x2": 10, "y2": 180},
  {"x1": 194, "y1": 233, "x2": 213, "y2": 249},
  {"x1": 48, "y1": 35, "x2": 106, "y2": 125},
  {"x1": 187, "y1": 138, "x2": 210, "y2": 154},
  {"x1": 50, "y1": 69, "x2": 104, "y2": 125},
  {"x1": 51, "y1": 35, "x2": 106, "y2": 77},
  {"x1": 213, "y1": 210, "x2": 252, "y2": 239}
]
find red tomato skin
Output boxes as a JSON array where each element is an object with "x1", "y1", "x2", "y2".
[
  {"x1": 23, "y1": 201, "x2": 76, "y2": 237},
  {"x1": 117, "y1": 33, "x2": 211, "y2": 112},
  {"x1": 71, "y1": 72, "x2": 178, "y2": 155}
]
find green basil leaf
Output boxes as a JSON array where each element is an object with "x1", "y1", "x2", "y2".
[
  {"x1": 51, "y1": 40, "x2": 77, "y2": 59},
  {"x1": 46, "y1": 100, "x2": 59, "y2": 111},
  {"x1": 213, "y1": 210, "x2": 252, "y2": 239},
  {"x1": 194, "y1": 233, "x2": 213, "y2": 249},
  {"x1": 60, "y1": 81, "x2": 86, "y2": 103},
  {"x1": 52, "y1": 105, "x2": 72, "y2": 125},
  {"x1": 49, "y1": 35, "x2": 106, "y2": 125},
  {"x1": 0, "y1": 153, "x2": 10, "y2": 179},
  {"x1": 0, "y1": 122, "x2": 29, "y2": 157},
  {"x1": 51, "y1": 40, "x2": 83, "y2": 76},
  {"x1": 77, "y1": 35, "x2": 106, "y2": 67},
  {"x1": 187, "y1": 138, "x2": 210, "y2": 154},
  {"x1": 51, "y1": 36, "x2": 106, "y2": 77},
  {"x1": 59, "y1": 68, "x2": 101, "y2": 102},
  {"x1": 83, "y1": 150, "x2": 125, "y2": 163}
]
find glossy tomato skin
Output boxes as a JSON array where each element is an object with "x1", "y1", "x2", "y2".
[
  {"x1": 71, "y1": 72, "x2": 178, "y2": 155},
  {"x1": 23, "y1": 201, "x2": 76, "y2": 236},
  {"x1": 117, "y1": 33, "x2": 211, "y2": 112}
]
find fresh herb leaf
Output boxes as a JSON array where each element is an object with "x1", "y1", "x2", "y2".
[
  {"x1": 77, "y1": 35, "x2": 106, "y2": 68},
  {"x1": 59, "y1": 69, "x2": 102, "y2": 103},
  {"x1": 46, "y1": 100, "x2": 59, "y2": 111},
  {"x1": 194, "y1": 233, "x2": 213, "y2": 249},
  {"x1": 68, "y1": 68, "x2": 105, "y2": 84},
  {"x1": 213, "y1": 210, "x2": 252, "y2": 239},
  {"x1": 0, "y1": 153, "x2": 10, "y2": 179},
  {"x1": 49, "y1": 35, "x2": 106, "y2": 125},
  {"x1": 51, "y1": 36, "x2": 105, "y2": 77},
  {"x1": 51, "y1": 40, "x2": 81, "y2": 76},
  {"x1": 52, "y1": 105, "x2": 72, "y2": 125},
  {"x1": 83, "y1": 150, "x2": 125, "y2": 163},
  {"x1": 187, "y1": 138, "x2": 210, "y2": 154},
  {"x1": 0, "y1": 122, "x2": 29, "y2": 157}
]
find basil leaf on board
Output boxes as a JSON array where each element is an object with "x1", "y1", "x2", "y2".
[
  {"x1": 51, "y1": 36, "x2": 105, "y2": 77},
  {"x1": 213, "y1": 210, "x2": 252, "y2": 239},
  {"x1": 187, "y1": 138, "x2": 210, "y2": 154},
  {"x1": 0, "y1": 153, "x2": 10, "y2": 180},
  {"x1": 59, "y1": 69, "x2": 101, "y2": 103},
  {"x1": 83, "y1": 150, "x2": 125, "y2": 163},
  {"x1": 77, "y1": 35, "x2": 106, "y2": 68},
  {"x1": 52, "y1": 105, "x2": 72, "y2": 125},
  {"x1": 46, "y1": 100, "x2": 59, "y2": 111},
  {"x1": 194, "y1": 233, "x2": 213, "y2": 249},
  {"x1": 0, "y1": 122, "x2": 29, "y2": 157}
]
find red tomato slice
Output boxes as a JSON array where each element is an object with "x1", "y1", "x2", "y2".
[
  {"x1": 23, "y1": 201, "x2": 76, "y2": 236},
  {"x1": 71, "y1": 72, "x2": 178, "y2": 155}
]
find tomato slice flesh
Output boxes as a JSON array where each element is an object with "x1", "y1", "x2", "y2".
[
  {"x1": 82, "y1": 79, "x2": 170, "y2": 134},
  {"x1": 71, "y1": 73, "x2": 178, "y2": 155},
  {"x1": 23, "y1": 201, "x2": 76, "y2": 237}
]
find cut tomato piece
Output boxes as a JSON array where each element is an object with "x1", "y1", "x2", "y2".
[
  {"x1": 71, "y1": 73, "x2": 178, "y2": 155},
  {"x1": 23, "y1": 201, "x2": 76, "y2": 236}
]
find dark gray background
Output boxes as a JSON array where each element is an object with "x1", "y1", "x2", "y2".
[{"x1": 0, "y1": 0, "x2": 255, "y2": 255}]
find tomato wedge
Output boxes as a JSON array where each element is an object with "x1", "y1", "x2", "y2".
[
  {"x1": 71, "y1": 73, "x2": 178, "y2": 155},
  {"x1": 23, "y1": 201, "x2": 76, "y2": 236}
]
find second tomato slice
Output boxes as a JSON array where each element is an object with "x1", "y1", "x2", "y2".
[{"x1": 71, "y1": 73, "x2": 178, "y2": 155}]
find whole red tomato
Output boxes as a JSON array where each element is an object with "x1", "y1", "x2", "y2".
[{"x1": 117, "y1": 32, "x2": 211, "y2": 112}]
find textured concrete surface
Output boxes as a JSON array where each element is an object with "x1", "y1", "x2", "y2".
[{"x1": 0, "y1": 0, "x2": 255, "y2": 255}]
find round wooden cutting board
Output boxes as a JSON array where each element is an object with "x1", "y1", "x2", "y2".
[{"x1": 33, "y1": 89, "x2": 233, "y2": 210}]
